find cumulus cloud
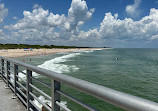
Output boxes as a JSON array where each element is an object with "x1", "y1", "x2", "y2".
[
  {"x1": 91, "y1": 8, "x2": 158, "y2": 40},
  {"x1": 11, "y1": 0, "x2": 94, "y2": 33},
  {"x1": 72, "y1": 8, "x2": 158, "y2": 47},
  {"x1": 33, "y1": 4, "x2": 42, "y2": 9},
  {"x1": 0, "y1": 3, "x2": 8, "y2": 42},
  {"x1": 0, "y1": 3, "x2": 8, "y2": 23},
  {"x1": 0, "y1": 28, "x2": 7, "y2": 42},
  {"x1": 66, "y1": 0, "x2": 94, "y2": 33},
  {"x1": 13, "y1": 8, "x2": 49, "y2": 29},
  {"x1": 61, "y1": 7, "x2": 158, "y2": 47},
  {"x1": 0, "y1": 29, "x2": 4, "y2": 35},
  {"x1": 150, "y1": 34, "x2": 158, "y2": 40},
  {"x1": 126, "y1": 0, "x2": 141, "y2": 18},
  {"x1": 6, "y1": 0, "x2": 94, "y2": 43},
  {"x1": 6, "y1": 7, "x2": 68, "y2": 44},
  {"x1": 82, "y1": 8, "x2": 158, "y2": 43},
  {"x1": 10, "y1": 8, "x2": 67, "y2": 30}
]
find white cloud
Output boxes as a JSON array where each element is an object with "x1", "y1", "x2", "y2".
[
  {"x1": 33, "y1": 4, "x2": 42, "y2": 9},
  {"x1": 6, "y1": 0, "x2": 94, "y2": 43},
  {"x1": 66, "y1": 0, "x2": 94, "y2": 33},
  {"x1": 0, "y1": 3, "x2": 8, "y2": 42},
  {"x1": 71, "y1": 8, "x2": 158, "y2": 47},
  {"x1": 12, "y1": 8, "x2": 49, "y2": 29},
  {"x1": 10, "y1": 7, "x2": 67, "y2": 30},
  {"x1": 82, "y1": 8, "x2": 158, "y2": 43},
  {"x1": 0, "y1": 3, "x2": 8, "y2": 23},
  {"x1": 0, "y1": 29, "x2": 4, "y2": 35},
  {"x1": 150, "y1": 34, "x2": 158, "y2": 40},
  {"x1": 11, "y1": 0, "x2": 94, "y2": 34},
  {"x1": 0, "y1": 28, "x2": 7, "y2": 42},
  {"x1": 13, "y1": 16, "x2": 18, "y2": 20},
  {"x1": 126, "y1": 0, "x2": 141, "y2": 18}
]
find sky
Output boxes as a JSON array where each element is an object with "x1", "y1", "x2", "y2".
[{"x1": 0, "y1": 0, "x2": 158, "y2": 48}]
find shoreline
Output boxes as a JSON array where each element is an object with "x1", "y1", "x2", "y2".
[{"x1": 0, "y1": 48, "x2": 108, "y2": 58}]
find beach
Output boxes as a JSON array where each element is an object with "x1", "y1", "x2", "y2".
[{"x1": 0, "y1": 48, "x2": 105, "y2": 58}]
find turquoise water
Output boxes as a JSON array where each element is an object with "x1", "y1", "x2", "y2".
[{"x1": 17, "y1": 49, "x2": 158, "y2": 110}]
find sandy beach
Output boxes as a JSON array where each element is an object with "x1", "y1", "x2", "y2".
[{"x1": 0, "y1": 48, "x2": 106, "y2": 58}]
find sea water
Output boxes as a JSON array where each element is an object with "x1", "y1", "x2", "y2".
[{"x1": 17, "y1": 48, "x2": 158, "y2": 111}]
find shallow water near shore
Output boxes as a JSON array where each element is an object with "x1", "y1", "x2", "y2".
[{"x1": 17, "y1": 48, "x2": 158, "y2": 110}]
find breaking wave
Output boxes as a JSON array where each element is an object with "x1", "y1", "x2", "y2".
[{"x1": 37, "y1": 52, "x2": 81, "y2": 74}]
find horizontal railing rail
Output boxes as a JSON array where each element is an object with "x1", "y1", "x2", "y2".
[{"x1": 0, "y1": 56, "x2": 158, "y2": 111}]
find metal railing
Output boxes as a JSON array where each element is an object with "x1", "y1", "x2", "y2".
[{"x1": 0, "y1": 56, "x2": 158, "y2": 111}]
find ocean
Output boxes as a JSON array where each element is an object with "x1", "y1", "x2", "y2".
[{"x1": 17, "y1": 48, "x2": 158, "y2": 111}]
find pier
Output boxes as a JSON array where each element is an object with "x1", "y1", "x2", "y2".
[
  {"x1": 0, "y1": 56, "x2": 158, "y2": 111},
  {"x1": 0, "y1": 77, "x2": 26, "y2": 111}
]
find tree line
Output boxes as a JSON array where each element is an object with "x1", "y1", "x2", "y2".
[{"x1": 0, "y1": 43, "x2": 93, "y2": 49}]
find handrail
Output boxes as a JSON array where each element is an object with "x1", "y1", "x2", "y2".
[{"x1": 1, "y1": 56, "x2": 158, "y2": 111}]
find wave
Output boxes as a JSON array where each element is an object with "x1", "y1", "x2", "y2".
[
  {"x1": 72, "y1": 50, "x2": 94, "y2": 53},
  {"x1": 33, "y1": 95, "x2": 67, "y2": 110},
  {"x1": 73, "y1": 48, "x2": 104, "y2": 53},
  {"x1": 37, "y1": 52, "x2": 81, "y2": 74},
  {"x1": 15, "y1": 52, "x2": 81, "y2": 83},
  {"x1": 13, "y1": 52, "x2": 83, "y2": 84}
]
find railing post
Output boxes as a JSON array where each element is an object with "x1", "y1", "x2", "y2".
[
  {"x1": 0, "y1": 58, "x2": 1, "y2": 77},
  {"x1": 51, "y1": 80, "x2": 60, "y2": 111},
  {"x1": 6, "y1": 61, "x2": 10, "y2": 87},
  {"x1": 26, "y1": 69, "x2": 33, "y2": 111},
  {"x1": 1, "y1": 59, "x2": 4, "y2": 77},
  {"x1": 14, "y1": 64, "x2": 18, "y2": 95}
]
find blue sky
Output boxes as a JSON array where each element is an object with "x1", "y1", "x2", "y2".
[{"x1": 0, "y1": 0, "x2": 158, "y2": 48}]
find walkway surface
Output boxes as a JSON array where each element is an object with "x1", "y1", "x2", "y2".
[{"x1": 0, "y1": 77, "x2": 26, "y2": 111}]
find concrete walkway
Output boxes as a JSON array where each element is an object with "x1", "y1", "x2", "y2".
[{"x1": 0, "y1": 77, "x2": 26, "y2": 111}]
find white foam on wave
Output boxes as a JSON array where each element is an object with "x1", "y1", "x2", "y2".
[
  {"x1": 37, "y1": 52, "x2": 81, "y2": 74},
  {"x1": 73, "y1": 50, "x2": 94, "y2": 53},
  {"x1": 73, "y1": 48, "x2": 104, "y2": 53},
  {"x1": 33, "y1": 95, "x2": 68, "y2": 110}
]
